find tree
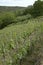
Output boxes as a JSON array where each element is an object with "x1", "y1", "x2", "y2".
[{"x1": 32, "y1": 0, "x2": 43, "y2": 17}]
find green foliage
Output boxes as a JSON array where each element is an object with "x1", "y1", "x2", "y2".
[
  {"x1": 32, "y1": 0, "x2": 43, "y2": 17},
  {"x1": 0, "y1": 12, "x2": 16, "y2": 29},
  {"x1": 0, "y1": 11, "x2": 32, "y2": 29},
  {"x1": 23, "y1": 6, "x2": 33, "y2": 15},
  {"x1": 24, "y1": 0, "x2": 43, "y2": 17},
  {"x1": 15, "y1": 14, "x2": 32, "y2": 23},
  {"x1": 0, "y1": 2, "x2": 43, "y2": 65},
  {"x1": 0, "y1": 17, "x2": 43, "y2": 65}
]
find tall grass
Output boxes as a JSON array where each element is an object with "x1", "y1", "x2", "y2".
[{"x1": 0, "y1": 18, "x2": 42, "y2": 65}]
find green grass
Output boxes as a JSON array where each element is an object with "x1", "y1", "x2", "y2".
[{"x1": 0, "y1": 17, "x2": 43, "y2": 65}]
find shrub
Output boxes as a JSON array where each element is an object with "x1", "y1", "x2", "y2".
[
  {"x1": 15, "y1": 14, "x2": 32, "y2": 23},
  {"x1": 0, "y1": 12, "x2": 15, "y2": 29}
]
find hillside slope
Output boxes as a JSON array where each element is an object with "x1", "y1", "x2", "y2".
[
  {"x1": 0, "y1": 6, "x2": 25, "y2": 12},
  {"x1": 0, "y1": 17, "x2": 43, "y2": 65}
]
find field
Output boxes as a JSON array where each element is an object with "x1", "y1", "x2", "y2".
[
  {"x1": 0, "y1": 1, "x2": 43, "y2": 65},
  {"x1": 0, "y1": 16, "x2": 43, "y2": 65}
]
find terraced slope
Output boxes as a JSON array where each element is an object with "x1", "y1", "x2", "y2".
[{"x1": 0, "y1": 17, "x2": 43, "y2": 65}]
